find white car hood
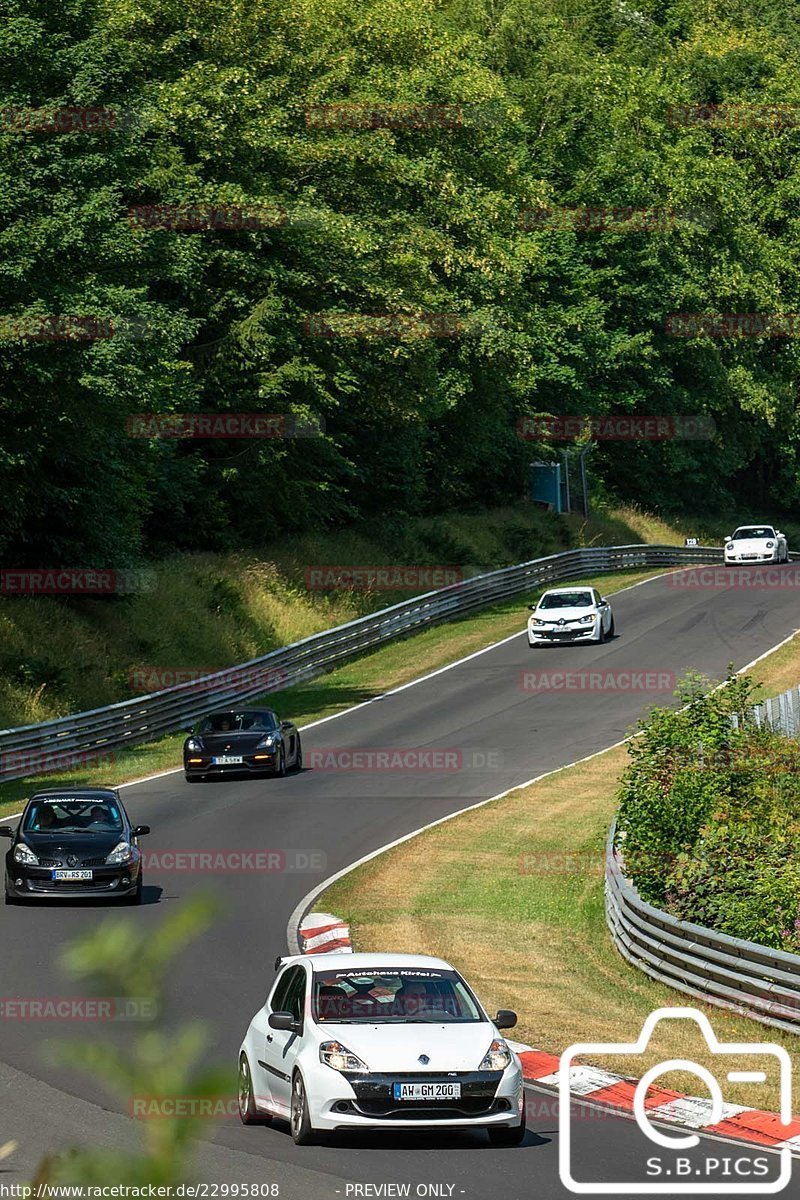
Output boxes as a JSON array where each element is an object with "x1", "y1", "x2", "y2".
[
  {"x1": 315, "y1": 1021, "x2": 500, "y2": 1072},
  {"x1": 534, "y1": 605, "x2": 596, "y2": 622},
  {"x1": 730, "y1": 538, "x2": 773, "y2": 552}
]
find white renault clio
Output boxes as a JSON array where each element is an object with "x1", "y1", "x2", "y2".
[{"x1": 238, "y1": 952, "x2": 525, "y2": 1145}]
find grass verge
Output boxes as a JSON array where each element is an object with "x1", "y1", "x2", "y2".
[
  {"x1": 0, "y1": 566, "x2": 662, "y2": 819},
  {"x1": 322, "y1": 624, "x2": 800, "y2": 1112}
]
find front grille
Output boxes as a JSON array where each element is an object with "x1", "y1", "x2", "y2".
[
  {"x1": 352, "y1": 1097, "x2": 498, "y2": 1119},
  {"x1": 28, "y1": 878, "x2": 118, "y2": 891}
]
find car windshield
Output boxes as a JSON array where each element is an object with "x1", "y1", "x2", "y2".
[
  {"x1": 731, "y1": 527, "x2": 774, "y2": 540},
  {"x1": 312, "y1": 968, "x2": 484, "y2": 1023},
  {"x1": 198, "y1": 711, "x2": 277, "y2": 733},
  {"x1": 539, "y1": 591, "x2": 593, "y2": 609},
  {"x1": 22, "y1": 799, "x2": 124, "y2": 834}
]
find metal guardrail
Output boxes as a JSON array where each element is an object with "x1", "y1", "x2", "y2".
[
  {"x1": 735, "y1": 686, "x2": 800, "y2": 739},
  {"x1": 607, "y1": 813, "x2": 800, "y2": 1034},
  {"x1": 0, "y1": 543, "x2": 722, "y2": 782}
]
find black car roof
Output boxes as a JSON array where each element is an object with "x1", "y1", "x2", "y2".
[{"x1": 28, "y1": 787, "x2": 121, "y2": 803}]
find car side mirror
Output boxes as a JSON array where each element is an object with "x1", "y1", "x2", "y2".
[
  {"x1": 132, "y1": 825, "x2": 150, "y2": 837},
  {"x1": 281, "y1": 721, "x2": 292, "y2": 730},
  {"x1": 183, "y1": 724, "x2": 195, "y2": 734},
  {"x1": 597, "y1": 599, "x2": 607, "y2": 607},
  {"x1": 269, "y1": 1010, "x2": 300, "y2": 1033},
  {"x1": 0, "y1": 826, "x2": 14, "y2": 838},
  {"x1": 723, "y1": 536, "x2": 731, "y2": 543},
  {"x1": 528, "y1": 604, "x2": 537, "y2": 611},
  {"x1": 495, "y1": 1009, "x2": 517, "y2": 1030}
]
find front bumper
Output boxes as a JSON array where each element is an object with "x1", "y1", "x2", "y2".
[
  {"x1": 5, "y1": 859, "x2": 141, "y2": 900},
  {"x1": 724, "y1": 551, "x2": 778, "y2": 564},
  {"x1": 528, "y1": 622, "x2": 598, "y2": 643},
  {"x1": 308, "y1": 1066, "x2": 524, "y2": 1131},
  {"x1": 184, "y1": 754, "x2": 279, "y2": 777}
]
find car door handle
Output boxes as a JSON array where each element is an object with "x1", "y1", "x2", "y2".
[{"x1": 266, "y1": 1034, "x2": 273, "y2": 1042}]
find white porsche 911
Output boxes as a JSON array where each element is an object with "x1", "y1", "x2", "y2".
[
  {"x1": 527, "y1": 586, "x2": 614, "y2": 647},
  {"x1": 724, "y1": 525, "x2": 788, "y2": 565},
  {"x1": 238, "y1": 952, "x2": 525, "y2": 1145}
]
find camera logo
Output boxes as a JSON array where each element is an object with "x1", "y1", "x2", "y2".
[{"x1": 559, "y1": 1007, "x2": 792, "y2": 1194}]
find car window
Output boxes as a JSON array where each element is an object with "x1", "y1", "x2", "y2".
[
  {"x1": 284, "y1": 969, "x2": 307, "y2": 1022},
  {"x1": 270, "y1": 965, "x2": 306, "y2": 1018},
  {"x1": 312, "y1": 968, "x2": 483, "y2": 1023},
  {"x1": 539, "y1": 591, "x2": 593, "y2": 609},
  {"x1": 22, "y1": 799, "x2": 124, "y2": 834},
  {"x1": 732, "y1": 527, "x2": 774, "y2": 540},
  {"x1": 200, "y1": 711, "x2": 277, "y2": 733}
]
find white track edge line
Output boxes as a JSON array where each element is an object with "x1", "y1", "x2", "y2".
[
  {"x1": 286, "y1": 621, "x2": 800, "y2": 952},
  {"x1": 2, "y1": 566, "x2": 682, "y2": 823}
]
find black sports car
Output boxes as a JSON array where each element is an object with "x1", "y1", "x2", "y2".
[
  {"x1": 183, "y1": 708, "x2": 302, "y2": 782},
  {"x1": 1, "y1": 787, "x2": 150, "y2": 905}
]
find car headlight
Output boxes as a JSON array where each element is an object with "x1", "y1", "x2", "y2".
[
  {"x1": 579, "y1": 614, "x2": 595, "y2": 624},
  {"x1": 479, "y1": 1038, "x2": 512, "y2": 1071},
  {"x1": 13, "y1": 843, "x2": 38, "y2": 866},
  {"x1": 319, "y1": 1040, "x2": 370, "y2": 1073},
  {"x1": 766, "y1": 541, "x2": 774, "y2": 549},
  {"x1": 726, "y1": 543, "x2": 735, "y2": 551},
  {"x1": 256, "y1": 734, "x2": 278, "y2": 750},
  {"x1": 106, "y1": 842, "x2": 134, "y2": 865},
  {"x1": 186, "y1": 738, "x2": 204, "y2": 752},
  {"x1": 532, "y1": 618, "x2": 546, "y2": 626}
]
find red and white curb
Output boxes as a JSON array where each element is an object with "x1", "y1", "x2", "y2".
[
  {"x1": 298, "y1": 912, "x2": 353, "y2": 955},
  {"x1": 509, "y1": 1042, "x2": 800, "y2": 1155}
]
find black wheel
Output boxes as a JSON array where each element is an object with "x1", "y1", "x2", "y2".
[
  {"x1": 487, "y1": 1104, "x2": 526, "y2": 1146},
  {"x1": 185, "y1": 774, "x2": 205, "y2": 783},
  {"x1": 124, "y1": 875, "x2": 143, "y2": 906},
  {"x1": 4, "y1": 880, "x2": 18, "y2": 906},
  {"x1": 290, "y1": 1072, "x2": 316, "y2": 1145},
  {"x1": 238, "y1": 1054, "x2": 268, "y2": 1125},
  {"x1": 293, "y1": 738, "x2": 303, "y2": 772},
  {"x1": 608, "y1": 616, "x2": 615, "y2": 638},
  {"x1": 275, "y1": 747, "x2": 286, "y2": 778}
]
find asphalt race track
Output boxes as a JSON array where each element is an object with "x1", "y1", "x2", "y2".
[{"x1": 2, "y1": 566, "x2": 800, "y2": 1199}]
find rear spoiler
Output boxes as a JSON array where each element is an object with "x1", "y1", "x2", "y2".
[{"x1": 274, "y1": 955, "x2": 288, "y2": 971}]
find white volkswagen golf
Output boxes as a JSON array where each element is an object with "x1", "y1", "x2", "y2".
[
  {"x1": 527, "y1": 586, "x2": 614, "y2": 647},
  {"x1": 238, "y1": 952, "x2": 525, "y2": 1145}
]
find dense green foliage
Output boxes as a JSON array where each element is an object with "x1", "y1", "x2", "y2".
[
  {"x1": 617, "y1": 672, "x2": 800, "y2": 952},
  {"x1": 3, "y1": 0, "x2": 800, "y2": 565}
]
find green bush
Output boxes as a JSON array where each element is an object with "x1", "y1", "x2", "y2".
[{"x1": 616, "y1": 672, "x2": 800, "y2": 951}]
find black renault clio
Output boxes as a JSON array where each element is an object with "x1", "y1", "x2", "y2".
[{"x1": 1, "y1": 787, "x2": 150, "y2": 905}]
